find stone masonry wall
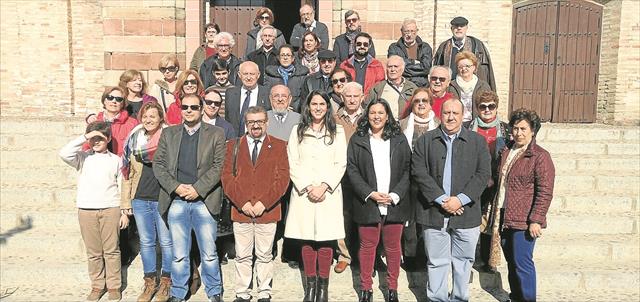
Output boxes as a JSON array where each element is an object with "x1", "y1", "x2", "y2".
[{"x1": 612, "y1": 0, "x2": 640, "y2": 125}]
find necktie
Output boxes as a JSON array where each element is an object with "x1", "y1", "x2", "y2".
[
  {"x1": 251, "y1": 140, "x2": 260, "y2": 165},
  {"x1": 239, "y1": 90, "x2": 251, "y2": 133},
  {"x1": 275, "y1": 113, "x2": 285, "y2": 123}
]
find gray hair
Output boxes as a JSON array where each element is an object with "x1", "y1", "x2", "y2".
[
  {"x1": 387, "y1": 55, "x2": 406, "y2": 69},
  {"x1": 429, "y1": 65, "x2": 452, "y2": 80},
  {"x1": 401, "y1": 18, "x2": 418, "y2": 31},
  {"x1": 343, "y1": 81, "x2": 363, "y2": 93},
  {"x1": 344, "y1": 10, "x2": 359, "y2": 21},
  {"x1": 214, "y1": 32, "x2": 235, "y2": 48}
]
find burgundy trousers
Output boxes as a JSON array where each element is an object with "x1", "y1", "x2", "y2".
[{"x1": 358, "y1": 221, "x2": 403, "y2": 290}]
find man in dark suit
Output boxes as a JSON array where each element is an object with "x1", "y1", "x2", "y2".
[
  {"x1": 153, "y1": 94, "x2": 227, "y2": 302},
  {"x1": 222, "y1": 106, "x2": 290, "y2": 302},
  {"x1": 290, "y1": 4, "x2": 329, "y2": 51},
  {"x1": 411, "y1": 98, "x2": 491, "y2": 302},
  {"x1": 224, "y1": 61, "x2": 272, "y2": 136},
  {"x1": 299, "y1": 50, "x2": 337, "y2": 102}
]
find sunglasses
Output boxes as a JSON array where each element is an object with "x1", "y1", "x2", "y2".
[
  {"x1": 345, "y1": 18, "x2": 359, "y2": 24},
  {"x1": 183, "y1": 79, "x2": 198, "y2": 86},
  {"x1": 356, "y1": 41, "x2": 369, "y2": 47},
  {"x1": 413, "y1": 98, "x2": 430, "y2": 104},
  {"x1": 258, "y1": 15, "x2": 270, "y2": 20},
  {"x1": 180, "y1": 105, "x2": 201, "y2": 111},
  {"x1": 160, "y1": 66, "x2": 177, "y2": 73},
  {"x1": 204, "y1": 99, "x2": 222, "y2": 107},
  {"x1": 478, "y1": 103, "x2": 497, "y2": 111},
  {"x1": 331, "y1": 77, "x2": 347, "y2": 85},
  {"x1": 429, "y1": 76, "x2": 447, "y2": 83},
  {"x1": 106, "y1": 95, "x2": 125, "y2": 102}
]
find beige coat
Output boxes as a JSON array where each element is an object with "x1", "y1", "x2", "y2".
[
  {"x1": 120, "y1": 154, "x2": 142, "y2": 209},
  {"x1": 284, "y1": 124, "x2": 347, "y2": 241}
]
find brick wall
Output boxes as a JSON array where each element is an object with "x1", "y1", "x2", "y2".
[{"x1": 613, "y1": 0, "x2": 640, "y2": 125}]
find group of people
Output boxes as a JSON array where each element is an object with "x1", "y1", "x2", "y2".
[{"x1": 59, "y1": 5, "x2": 556, "y2": 302}]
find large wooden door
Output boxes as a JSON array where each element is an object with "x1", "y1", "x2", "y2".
[{"x1": 510, "y1": 0, "x2": 602, "y2": 123}]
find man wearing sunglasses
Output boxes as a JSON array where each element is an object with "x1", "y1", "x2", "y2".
[
  {"x1": 340, "y1": 32, "x2": 385, "y2": 96},
  {"x1": 428, "y1": 65, "x2": 455, "y2": 118},
  {"x1": 433, "y1": 16, "x2": 496, "y2": 91},
  {"x1": 203, "y1": 87, "x2": 236, "y2": 140},
  {"x1": 153, "y1": 94, "x2": 227, "y2": 302},
  {"x1": 333, "y1": 10, "x2": 376, "y2": 64},
  {"x1": 300, "y1": 50, "x2": 338, "y2": 101}
]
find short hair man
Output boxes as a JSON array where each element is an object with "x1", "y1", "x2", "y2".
[
  {"x1": 290, "y1": 4, "x2": 329, "y2": 51},
  {"x1": 203, "y1": 87, "x2": 237, "y2": 139},
  {"x1": 428, "y1": 65, "x2": 455, "y2": 118},
  {"x1": 224, "y1": 61, "x2": 272, "y2": 136},
  {"x1": 266, "y1": 85, "x2": 301, "y2": 141},
  {"x1": 434, "y1": 16, "x2": 496, "y2": 91},
  {"x1": 340, "y1": 32, "x2": 385, "y2": 95},
  {"x1": 387, "y1": 19, "x2": 433, "y2": 87},
  {"x1": 200, "y1": 32, "x2": 242, "y2": 88},
  {"x1": 300, "y1": 50, "x2": 337, "y2": 101},
  {"x1": 333, "y1": 10, "x2": 376, "y2": 63},
  {"x1": 411, "y1": 98, "x2": 491, "y2": 302},
  {"x1": 153, "y1": 94, "x2": 227, "y2": 302},
  {"x1": 365, "y1": 55, "x2": 418, "y2": 119},
  {"x1": 246, "y1": 25, "x2": 279, "y2": 85},
  {"x1": 208, "y1": 59, "x2": 236, "y2": 117},
  {"x1": 222, "y1": 106, "x2": 290, "y2": 302}
]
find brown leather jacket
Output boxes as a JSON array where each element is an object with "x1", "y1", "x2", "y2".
[{"x1": 500, "y1": 139, "x2": 555, "y2": 230}]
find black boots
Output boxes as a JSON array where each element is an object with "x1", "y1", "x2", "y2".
[
  {"x1": 388, "y1": 289, "x2": 399, "y2": 302},
  {"x1": 316, "y1": 277, "x2": 329, "y2": 302},
  {"x1": 303, "y1": 276, "x2": 317, "y2": 302},
  {"x1": 359, "y1": 290, "x2": 373, "y2": 302}
]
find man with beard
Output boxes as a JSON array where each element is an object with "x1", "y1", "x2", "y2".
[
  {"x1": 266, "y1": 85, "x2": 301, "y2": 141},
  {"x1": 290, "y1": 4, "x2": 329, "y2": 51},
  {"x1": 434, "y1": 16, "x2": 496, "y2": 91},
  {"x1": 300, "y1": 50, "x2": 337, "y2": 101},
  {"x1": 333, "y1": 10, "x2": 376, "y2": 63},
  {"x1": 340, "y1": 32, "x2": 385, "y2": 96},
  {"x1": 387, "y1": 19, "x2": 432, "y2": 87}
]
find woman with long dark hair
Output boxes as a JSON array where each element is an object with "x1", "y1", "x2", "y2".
[
  {"x1": 347, "y1": 99, "x2": 411, "y2": 302},
  {"x1": 285, "y1": 91, "x2": 347, "y2": 302}
]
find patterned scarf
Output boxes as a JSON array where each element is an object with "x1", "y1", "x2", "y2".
[
  {"x1": 346, "y1": 27, "x2": 360, "y2": 57},
  {"x1": 470, "y1": 116, "x2": 506, "y2": 158},
  {"x1": 277, "y1": 64, "x2": 295, "y2": 85},
  {"x1": 121, "y1": 124, "x2": 166, "y2": 180},
  {"x1": 302, "y1": 51, "x2": 319, "y2": 73}
]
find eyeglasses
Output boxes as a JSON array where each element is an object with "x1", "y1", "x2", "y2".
[
  {"x1": 413, "y1": 98, "x2": 430, "y2": 104},
  {"x1": 345, "y1": 17, "x2": 359, "y2": 24},
  {"x1": 183, "y1": 79, "x2": 198, "y2": 86},
  {"x1": 204, "y1": 99, "x2": 222, "y2": 107},
  {"x1": 180, "y1": 105, "x2": 201, "y2": 111},
  {"x1": 217, "y1": 44, "x2": 231, "y2": 49},
  {"x1": 246, "y1": 120, "x2": 266, "y2": 126},
  {"x1": 402, "y1": 30, "x2": 417, "y2": 34},
  {"x1": 356, "y1": 41, "x2": 369, "y2": 47},
  {"x1": 106, "y1": 95, "x2": 125, "y2": 102},
  {"x1": 478, "y1": 103, "x2": 497, "y2": 111},
  {"x1": 160, "y1": 66, "x2": 178, "y2": 73},
  {"x1": 258, "y1": 15, "x2": 270, "y2": 20},
  {"x1": 457, "y1": 64, "x2": 473, "y2": 70},
  {"x1": 331, "y1": 77, "x2": 347, "y2": 85},
  {"x1": 429, "y1": 76, "x2": 447, "y2": 83},
  {"x1": 271, "y1": 94, "x2": 290, "y2": 98}
]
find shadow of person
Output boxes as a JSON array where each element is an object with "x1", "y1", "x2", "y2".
[{"x1": 476, "y1": 267, "x2": 510, "y2": 301}]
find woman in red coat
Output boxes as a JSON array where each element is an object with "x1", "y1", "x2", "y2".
[
  {"x1": 165, "y1": 70, "x2": 205, "y2": 125},
  {"x1": 87, "y1": 87, "x2": 139, "y2": 157}
]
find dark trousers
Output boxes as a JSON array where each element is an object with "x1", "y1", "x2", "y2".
[{"x1": 501, "y1": 229, "x2": 537, "y2": 302}]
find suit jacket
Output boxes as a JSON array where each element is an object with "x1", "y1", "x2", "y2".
[
  {"x1": 411, "y1": 127, "x2": 491, "y2": 229},
  {"x1": 221, "y1": 135, "x2": 290, "y2": 223},
  {"x1": 347, "y1": 133, "x2": 412, "y2": 224},
  {"x1": 153, "y1": 122, "x2": 227, "y2": 220},
  {"x1": 290, "y1": 21, "x2": 329, "y2": 51},
  {"x1": 300, "y1": 72, "x2": 333, "y2": 102},
  {"x1": 224, "y1": 85, "x2": 272, "y2": 136}
]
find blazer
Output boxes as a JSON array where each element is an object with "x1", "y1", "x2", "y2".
[
  {"x1": 411, "y1": 127, "x2": 491, "y2": 229},
  {"x1": 153, "y1": 122, "x2": 227, "y2": 220},
  {"x1": 221, "y1": 135, "x2": 290, "y2": 223},
  {"x1": 223, "y1": 85, "x2": 272, "y2": 136},
  {"x1": 300, "y1": 72, "x2": 333, "y2": 102},
  {"x1": 347, "y1": 133, "x2": 412, "y2": 224},
  {"x1": 290, "y1": 21, "x2": 330, "y2": 51}
]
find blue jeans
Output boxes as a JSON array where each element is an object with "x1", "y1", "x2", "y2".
[
  {"x1": 501, "y1": 229, "x2": 537, "y2": 302},
  {"x1": 168, "y1": 199, "x2": 222, "y2": 299},
  {"x1": 132, "y1": 199, "x2": 173, "y2": 275}
]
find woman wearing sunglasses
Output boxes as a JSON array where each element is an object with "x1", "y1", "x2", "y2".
[
  {"x1": 449, "y1": 51, "x2": 491, "y2": 127},
  {"x1": 471, "y1": 90, "x2": 511, "y2": 273},
  {"x1": 245, "y1": 7, "x2": 286, "y2": 56},
  {"x1": 165, "y1": 70, "x2": 205, "y2": 125},
  {"x1": 328, "y1": 67, "x2": 352, "y2": 110},
  {"x1": 149, "y1": 54, "x2": 181, "y2": 113}
]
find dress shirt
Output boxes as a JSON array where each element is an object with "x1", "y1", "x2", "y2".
[
  {"x1": 240, "y1": 86, "x2": 259, "y2": 110},
  {"x1": 367, "y1": 136, "x2": 400, "y2": 216},
  {"x1": 434, "y1": 128, "x2": 471, "y2": 206},
  {"x1": 183, "y1": 122, "x2": 201, "y2": 136},
  {"x1": 246, "y1": 135, "x2": 265, "y2": 161}
]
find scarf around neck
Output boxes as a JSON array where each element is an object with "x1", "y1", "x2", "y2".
[
  {"x1": 121, "y1": 124, "x2": 166, "y2": 180},
  {"x1": 404, "y1": 111, "x2": 437, "y2": 151},
  {"x1": 456, "y1": 74, "x2": 478, "y2": 94},
  {"x1": 277, "y1": 65, "x2": 295, "y2": 85},
  {"x1": 471, "y1": 116, "x2": 505, "y2": 157},
  {"x1": 303, "y1": 51, "x2": 319, "y2": 73}
]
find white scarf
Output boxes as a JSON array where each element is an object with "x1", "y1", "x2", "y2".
[
  {"x1": 456, "y1": 74, "x2": 478, "y2": 94},
  {"x1": 403, "y1": 111, "x2": 437, "y2": 151}
]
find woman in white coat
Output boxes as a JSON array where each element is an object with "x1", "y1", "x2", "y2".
[{"x1": 286, "y1": 90, "x2": 347, "y2": 302}]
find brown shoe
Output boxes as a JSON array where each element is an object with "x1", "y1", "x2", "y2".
[
  {"x1": 155, "y1": 276, "x2": 172, "y2": 302},
  {"x1": 107, "y1": 289, "x2": 121, "y2": 302},
  {"x1": 334, "y1": 261, "x2": 349, "y2": 273},
  {"x1": 137, "y1": 276, "x2": 157, "y2": 302},
  {"x1": 86, "y1": 288, "x2": 106, "y2": 301}
]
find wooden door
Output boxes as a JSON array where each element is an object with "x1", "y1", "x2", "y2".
[
  {"x1": 211, "y1": 0, "x2": 265, "y2": 58},
  {"x1": 510, "y1": 0, "x2": 602, "y2": 123}
]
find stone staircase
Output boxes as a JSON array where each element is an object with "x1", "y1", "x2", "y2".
[{"x1": 1, "y1": 116, "x2": 638, "y2": 301}]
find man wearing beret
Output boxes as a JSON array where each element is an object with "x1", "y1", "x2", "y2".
[{"x1": 434, "y1": 16, "x2": 496, "y2": 91}]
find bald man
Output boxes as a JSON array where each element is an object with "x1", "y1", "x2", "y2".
[
  {"x1": 224, "y1": 61, "x2": 272, "y2": 136},
  {"x1": 364, "y1": 55, "x2": 418, "y2": 119}
]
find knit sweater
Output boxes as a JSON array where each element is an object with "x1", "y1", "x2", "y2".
[{"x1": 60, "y1": 135, "x2": 123, "y2": 209}]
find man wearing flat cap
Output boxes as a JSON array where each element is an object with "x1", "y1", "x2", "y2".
[
  {"x1": 434, "y1": 16, "x2": 496, "y2": 91},
  {"x1": 299, "y1": 49, "x2": 338, "y2": 101}
]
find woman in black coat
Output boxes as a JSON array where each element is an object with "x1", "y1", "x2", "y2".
[{"x1": 347, "y1": 99, "x2": 411, "y2": 302}]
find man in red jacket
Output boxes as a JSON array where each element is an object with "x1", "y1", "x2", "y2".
[
  {"x1": 340, "y1": 32, "x2": 385, "y2": 96},
  {"x1": 221, "y1": 105, "x2": 290, "y2": 302}
]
